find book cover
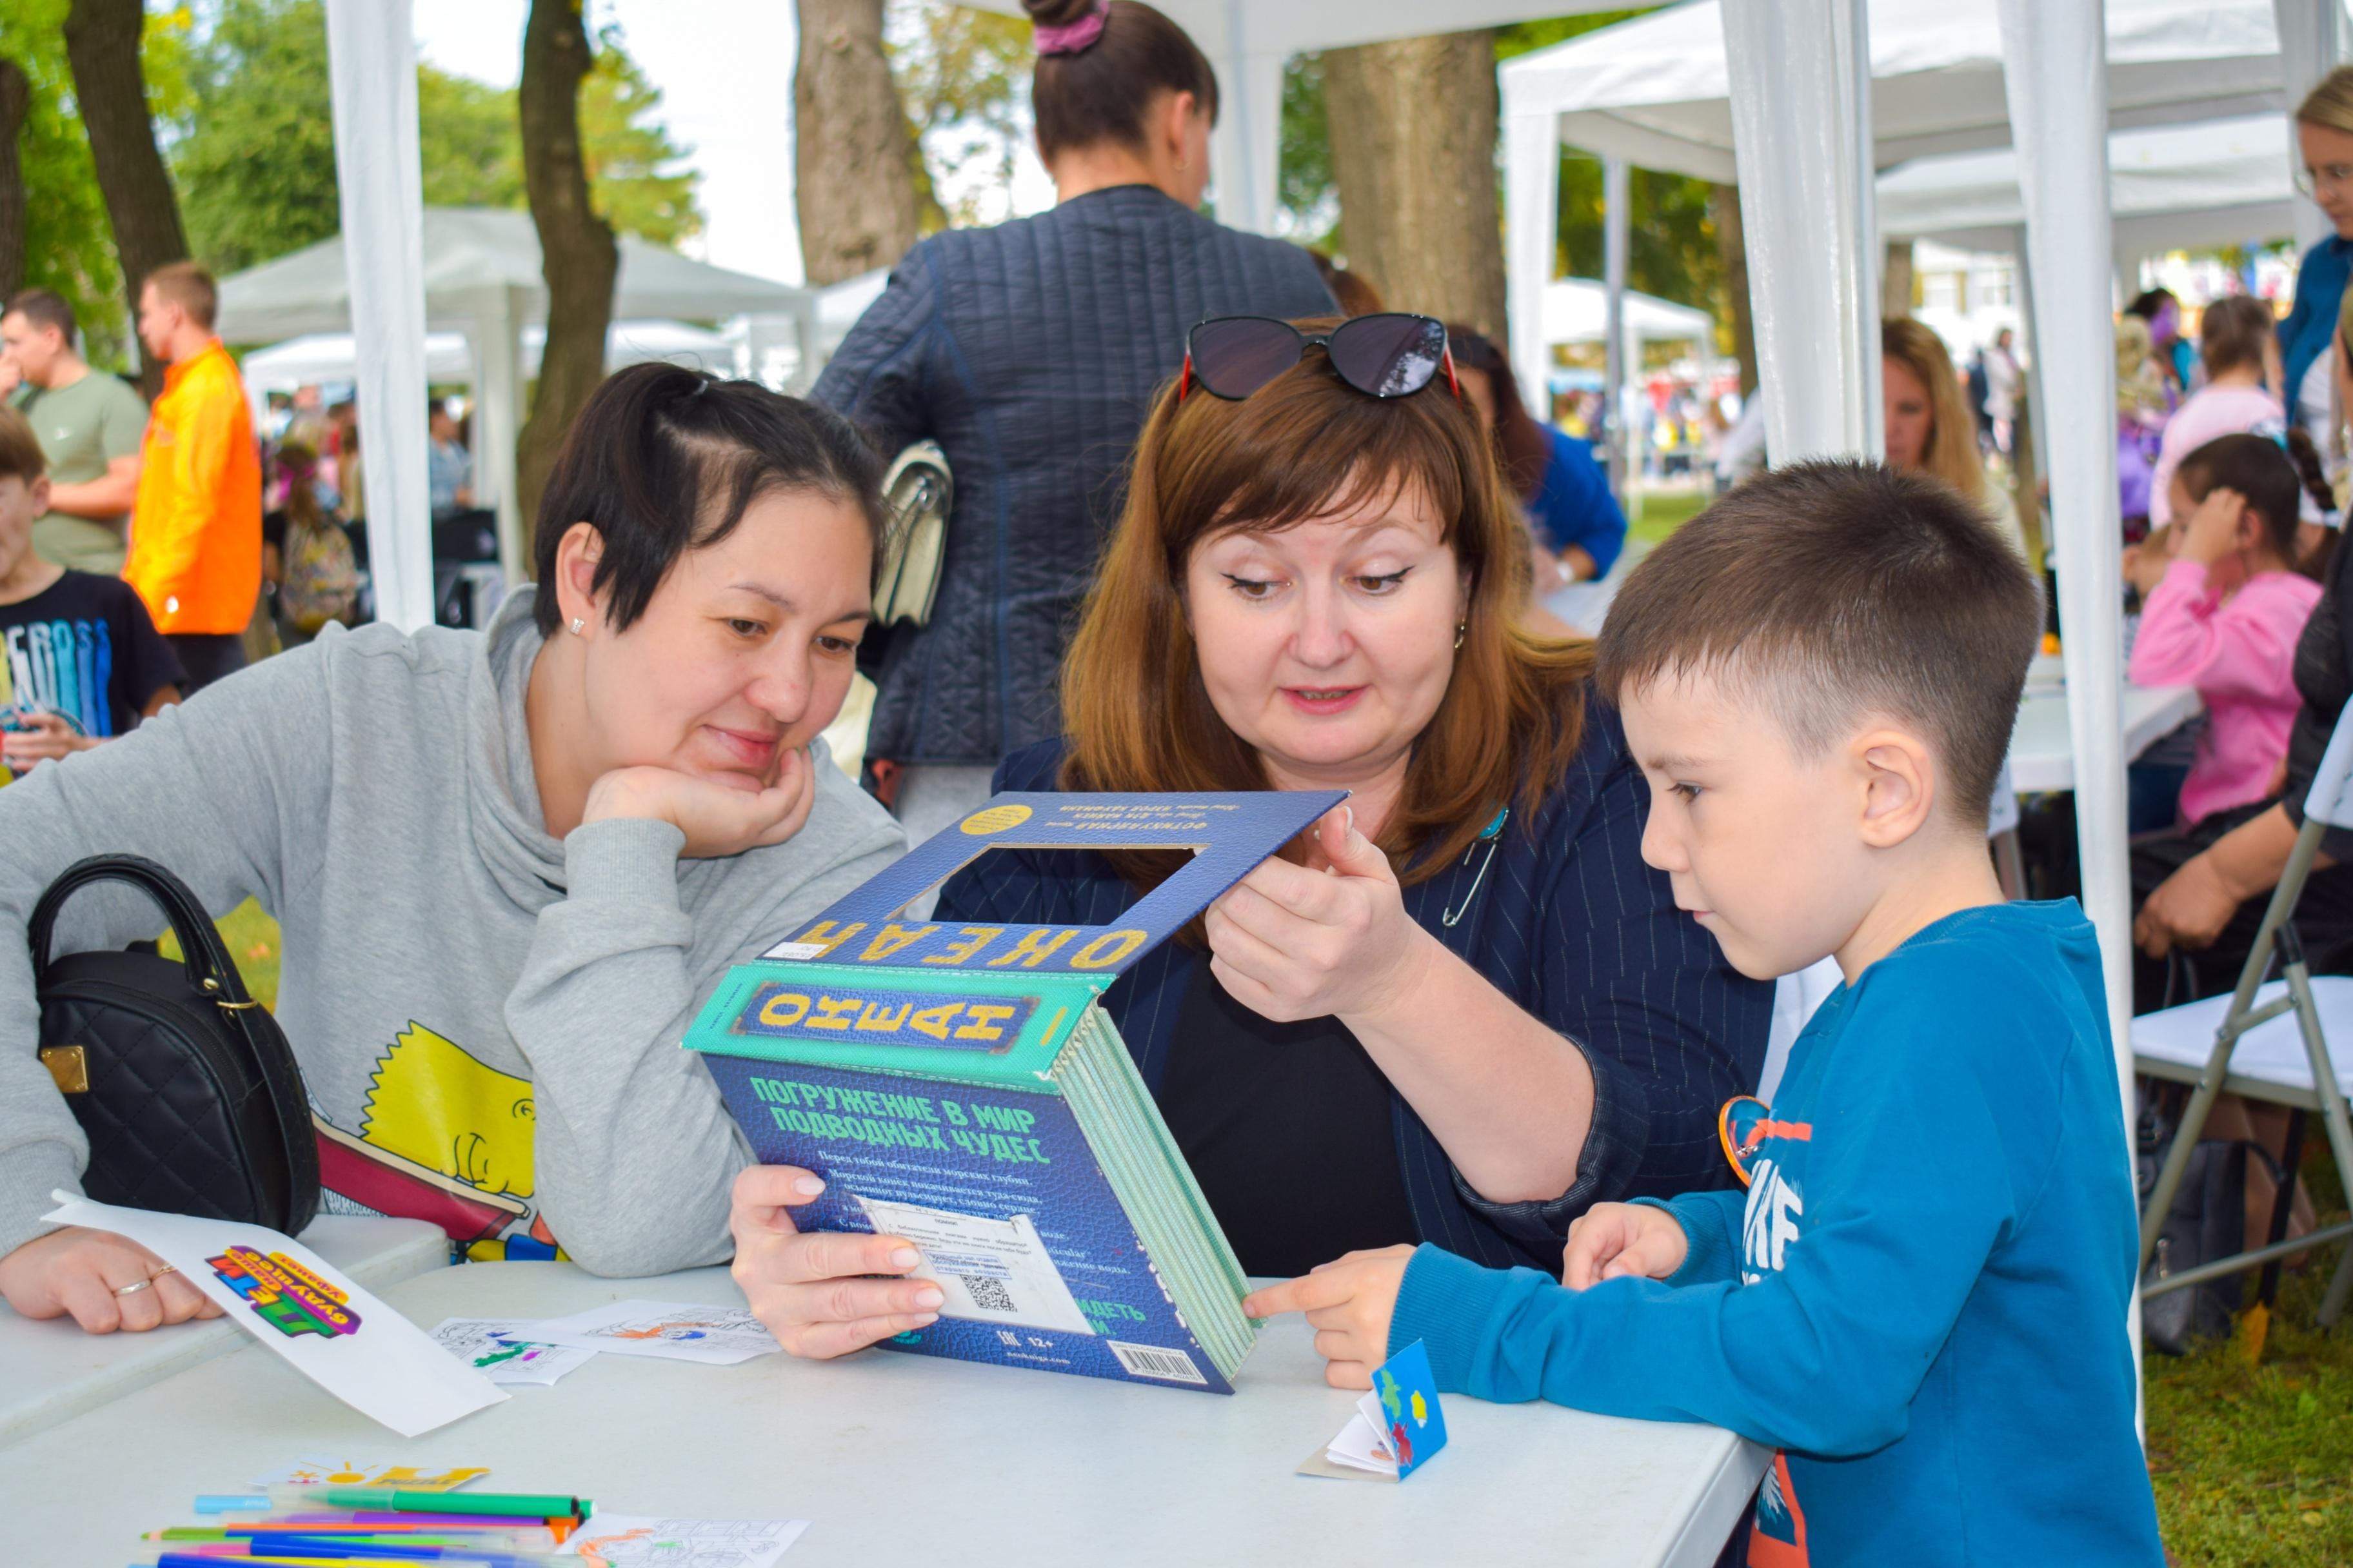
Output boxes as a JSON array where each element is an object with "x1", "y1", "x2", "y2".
[{"x1": 688, "y1": 790, "x2": 1342, "y2": 1393}]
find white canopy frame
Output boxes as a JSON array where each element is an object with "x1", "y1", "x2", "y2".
[
  {"x1": 219, "y1": 209, "x2": 813, "y2": 593},
  {"x1": 323, "y1": 0, "x2": 431, "y2": 631}
]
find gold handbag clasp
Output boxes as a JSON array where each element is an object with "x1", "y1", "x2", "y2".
[{"x1": 39, "y1": 1045, "x2": 88, "y2": 1094}]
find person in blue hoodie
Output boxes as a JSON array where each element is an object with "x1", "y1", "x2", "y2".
[{"x1": 1247, "y1": 461, "x2": 2163, "y2": 1568}]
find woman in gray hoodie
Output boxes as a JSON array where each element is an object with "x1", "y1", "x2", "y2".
[{"x1": 0, "y1": 364, "x2": 907, "y2": 1332}]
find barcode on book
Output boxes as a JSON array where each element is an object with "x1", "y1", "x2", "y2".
[
  {"x1": 960, "y1": 1275, "x2": 1015, "y2": 1313},
  {"x1": 1107, "y1": 1340, "x2": 1205, "y2": 1384}
]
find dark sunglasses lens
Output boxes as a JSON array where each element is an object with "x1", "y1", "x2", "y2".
[
  {"x1": 1327, "y1": 314, "x2": 1447, "y2": 398},
  {"x1": 1189, "y1": 318, "x2": 1304, "y2": 399}
]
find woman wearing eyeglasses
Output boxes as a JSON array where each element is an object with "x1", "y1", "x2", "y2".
[
  {"x1": 733, "y1": 316, "x2": 1771, "y2": 1357},
  {"x1": 2282, "y1": 67, "x2": 2353, "y2": 471},
  {"x1": 812, "y1": 0, "x2": 1334, "y2": 848}
]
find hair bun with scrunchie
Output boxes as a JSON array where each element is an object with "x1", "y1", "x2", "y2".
[{"x1": 1026, "y1": 0, "x2": 1108, "y2": 55}]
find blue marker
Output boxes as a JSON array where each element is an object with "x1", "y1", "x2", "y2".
[{"x1": 241, "y1": 1537, "x2": 575, "y2": 1568}]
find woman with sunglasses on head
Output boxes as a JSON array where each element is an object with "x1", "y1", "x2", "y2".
[
  {"x1": 813, "y1": 0, "x2": 1334, "y2": 846},
  {"x1": 733, "y1": 316, "x2": 1771, "y2": 1358}
]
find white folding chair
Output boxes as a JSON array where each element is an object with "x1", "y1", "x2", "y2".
[{"x1": 2134, "y1": 703, "x2": 2353, "y2": 1325}]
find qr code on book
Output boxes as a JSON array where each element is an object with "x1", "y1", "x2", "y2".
[
  {"x1": 1107, "y1": 1340, "x2": 1206, "y2": 1384},
  {"x1": 960, "y1": 1275, "x2": 1015, "y2": 1313}
]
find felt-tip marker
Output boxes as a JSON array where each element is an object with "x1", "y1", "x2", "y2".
[
  {"x1": 196, "y1": 1489, "x2": 588, "y2": 1522},
  {"x1": 242, "y1": 1538, "x2": 576, "y2": 1568}
]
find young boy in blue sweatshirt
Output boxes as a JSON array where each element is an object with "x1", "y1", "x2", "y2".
[{"x1": 1246, "y1": 461, "x2": 2165, "y2": 1567}]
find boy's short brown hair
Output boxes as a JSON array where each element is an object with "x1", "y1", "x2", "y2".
[
  {"x1": 143, "y1": 261, "x2": 217, "y2": 330},
  {"x1": 1595, "y1": 459, "x2": 2043, "y2": 825},
  {"x1": 0, "y1": 406, "x2": 47, "y2": 484}
]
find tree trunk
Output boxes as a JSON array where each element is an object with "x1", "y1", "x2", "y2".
[
  {"x1": 1882, "y1": 239, "x2": 1914, "y2": 321},
  {"x1": 1323, "y1": 30, "x2": 1507, "y2": 341},
  {"x1": 1709, "y1": 182, "x2": 1758, "y2": 397},
  {"x1": 515, "y1": 0, "x2": 619, "y2": 555},
  {"x1": 65, "y1": 0, "x2": 188, "y2": 393},
  {"x1": 793, "y1": 0, "x2": 920, "y2": 286},
  {"x1": 0, "y1": 59, "x2": 28, "y2": 303}
]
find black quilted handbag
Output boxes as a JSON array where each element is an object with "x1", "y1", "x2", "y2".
[{"x1": 30, "y1": 855, "x2": 319, "y2": 1233}]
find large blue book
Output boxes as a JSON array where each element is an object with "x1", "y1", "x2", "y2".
[{"x1": 685, "y1": 790, "x2": 1342, "y2": 1393}]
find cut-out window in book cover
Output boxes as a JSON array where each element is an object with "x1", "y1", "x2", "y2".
[{"x1": 687, "y1": 791, "x2": 1343, "y2": 1393}]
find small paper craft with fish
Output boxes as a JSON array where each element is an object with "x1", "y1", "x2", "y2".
[{"x1": 1296, "y1": 1338, "x2": 1449, "y2": 1482}]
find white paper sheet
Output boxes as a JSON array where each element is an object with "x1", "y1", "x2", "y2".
[
  {"x1": 524, "y1": 1300, "x2": 781, "y2": 1366},
  {"x1": 430, "y1": 1317, "x2": 597, "y2": 1387},
  {"x1": 43, "y1": 1193, "x2": 505, "y2": 1437},
  {"x1": 851, "y1": 1195, "x2": 1092, "y2": 1335},
  {"x1": 1325, "y1": 1390, "x2": 1400, "y2": 1476},
  {"x1": 570, "y1": 1514, "x2": 809, "y2": 1566}
]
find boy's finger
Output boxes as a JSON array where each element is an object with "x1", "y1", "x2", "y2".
[
  {"x1": 1324, "y1": 1359, "x2": 1375, "y2": 1391},
  {"x1": 1242, "y1": 1270, "x2": 1352, "y2": 1317}
]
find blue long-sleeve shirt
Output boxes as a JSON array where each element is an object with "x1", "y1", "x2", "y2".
[
  {"x1": 2281, "y1": 234, "x2": 2352, "y2": 430},
  {"x1": 1387, "y1": 900, "x2": 2161, "y2": 1568},
  {"x1": 1528, "y1": 424, "x2": 1628, "y2": 577}
]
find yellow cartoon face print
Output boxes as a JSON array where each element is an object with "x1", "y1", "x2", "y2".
[{"x1": 361, "y1": 1022, "x2": 536, "y2": 1199}]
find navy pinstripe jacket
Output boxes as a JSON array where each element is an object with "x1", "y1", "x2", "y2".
[
  {"x1": 812, "y1": 184, "x2": 1336, "y2": 767},
  {"x1": 934, "y1": 703, "x2": 1772, "y2": 1273}
]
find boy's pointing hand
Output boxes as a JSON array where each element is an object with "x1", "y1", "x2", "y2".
[{"x1": 1243, "y1": 1244, "x2": 1417, "y2": 1391}]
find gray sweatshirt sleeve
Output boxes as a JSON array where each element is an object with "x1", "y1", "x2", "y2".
[
  {"x1": 0, "y1": 651, "x2": 328, "y2": 1259},
  {"x1": 503, "y1": 779, "x2": 907, "y2": 1278}
]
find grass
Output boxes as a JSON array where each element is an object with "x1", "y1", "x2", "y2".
[
  {"x1": 2145, "y1": 1144, "x2": 2353, "y2": 1565},
  {"x1": 170, "y1": 644, "x2": 2352, "y2": 1563},
  {"x1": 1625, "y1": 484, "x2": 1711, "y2": 548}
]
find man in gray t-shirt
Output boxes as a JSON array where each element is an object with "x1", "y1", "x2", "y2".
[{"x1": 0, "y1": 290, "x2": 148, "y2": 574}]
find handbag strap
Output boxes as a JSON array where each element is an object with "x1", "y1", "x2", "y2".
[{"x1": 30, "y1": 854, "x2": 261, "y2": 1011}]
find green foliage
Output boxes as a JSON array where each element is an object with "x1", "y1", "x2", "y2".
[
  {"x1": 14, "y1": 0, "x2": 702, "y2": 306},
  {"x1": 886, "y1": 1, "x2": 1033, "y2": 233},
  {"x1": 4, "y1": 0, "x2": 127, "y2": 367},
  {"x1": 577, "y1": 25, "x2": 701, "y2": 245},
  {"x1": 415, "y1": 65, "x2": 523, "y2": 209},
  {"x1": 1277, "y1": 51, "x2": 1333, "y2": 246},
  {"x1": 174, "y1": 0, "x2": 339, "y2": 275}
]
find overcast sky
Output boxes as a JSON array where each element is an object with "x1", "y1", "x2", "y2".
[{"x1": 409, "y1": 0, "x2": 808, "y2": 284}]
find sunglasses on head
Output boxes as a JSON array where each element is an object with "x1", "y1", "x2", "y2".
[{"x1": 1178, "y1": 313, "x2": 1460, "y2": 404}]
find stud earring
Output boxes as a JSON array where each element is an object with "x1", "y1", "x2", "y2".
[{"x1": 570, "y1": 617, "x2": 585, "y2": 636}]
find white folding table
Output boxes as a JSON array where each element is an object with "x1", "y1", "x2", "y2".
[
  {"x1": 8, "y1": 1258, "x2": 1769, "y2": 1567},
  {"x1": 0, "y1": 1213, "x2": 446, "y2": 1447}
]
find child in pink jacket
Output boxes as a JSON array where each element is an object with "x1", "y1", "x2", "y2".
[{"x1": 2129, "y1": 433, "x2": 2324, "y2": 827}]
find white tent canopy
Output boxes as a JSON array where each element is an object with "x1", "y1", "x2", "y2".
[
  {"x1": 1499, "y1": 0, "x2": 2331, "y2": 424},
  {"x1": 238, "y1": 319, "x2": 738, "y2": 397},
  {"x1": 1542, "y1": 277, "x2": 1714, "y2": 353},
  {"x1": 1500, "y1": 0, "x2": 2297, "y2": 187},
  {"x1": 215, "y1": 208, "x2": 808, "y2": 342},
  {"x1": 217, "y1": 206, "x2": 813, "y2": 586},
  {"x1": 1876, "y1": 111, "x2": 2299, "y2": 257}
]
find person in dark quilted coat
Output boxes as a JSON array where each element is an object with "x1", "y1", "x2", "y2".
[{"x1": 812, "y1": 0, "x2": 1335, "y2": 841}]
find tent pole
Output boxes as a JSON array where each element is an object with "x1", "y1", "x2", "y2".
[
  {"x1": 1720, "y1": 0, "x2": 1881, "y2": 461},
  {"x1": 1603, "y1": 154, "x2": 1629, "y2": 501},
  {"x1": 322, "y1": 0, "x2": 433, "y2": 633},
  {"x1": 1994, "y1": 0, "x2": 2144, "y2": 1433},
  {"x1": 1502, "y1": 110, "x2": 1559, "y2": 426},
  {"x1": 473, "y1": 286, "x2": 525, "y2": 589},
  {"x1": 1211, "y1": 0, "x2": 1281, "y2": 236}
]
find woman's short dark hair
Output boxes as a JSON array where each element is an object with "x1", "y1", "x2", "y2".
[
  {"x1": 2198, "y1": 295, "x2": 2275, "y2": 381},
  {"x1": 1023, "y1": 1, "x2": 1217, "y2": 164},
  {"x1": 530, "y1": 363, "x2": 886, "y2": 639}
]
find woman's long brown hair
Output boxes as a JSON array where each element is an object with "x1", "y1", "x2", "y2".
[{"x1": 1059, "y1": 318, "x2": 1595, "y2": 892}]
